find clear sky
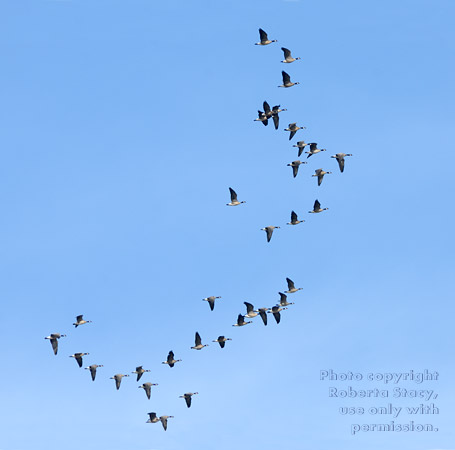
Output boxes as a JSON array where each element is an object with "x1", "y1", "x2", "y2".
[{"x1": 0, "y1": 0, "x2": 454, "y2": 449}]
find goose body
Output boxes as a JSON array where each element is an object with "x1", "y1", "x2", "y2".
[
  {"x1": 132, "y1": 366, "x2": 151, "y2": 382},
  {"x1": 202, "y1": 296, "x2": 221, "y2": 311},
  {"x1": 278, "y1": 71, "x2": 299, "y2": 88},
  {"x1": 226, "y1": 187, "x2": 245, "y2": 206},
  {"x1": 85, "y1": 364, "x2": 103, "y2": 381},
  {"x1": 160, "y1": 416, "x2": 174, "y2": 431},
  {"x1": 293, "y1": 141, "x2": 309, "y2": 157},
  {"x1": 45, "y1": 333, "x2": 66, "y2": 355},
  {"x1": 261, "y1": 226, "x2": 280, "y2": 242},
  {"x1": 191, "y1": 331, "x2": 208, "y2": 350},
  {"x1": 162, "y1": 350, "x2": 181, "y2": 367},
  {"x1": 313, "y1": 168, "x2": 332, "y2": 186},
  {"x1": 69, "y1": 352, "x2": 89, "y2": 368},
  {"x1": 287, "y1": 160, "x2": 307, "y2": 178},
  {"x1": 331, "y1": 153, "x2": 353, "y2": 173},
  {"x1": 305, "y1": 142, "x2": 326, "y2": 158},
  {"x1": 110, "y1": 373, "x2": 129, "y2": 390},
  {"x1": 255, "y1": 28, "x2": 277, "y2": 45},
  {"x1": 309, "y1": 199, "x2": 328, "y2": 214},
  {"x1": 212, "y1": 335, "x2": 232, "y2": 348},
  {"x1": 244, "y1": 301, "x2": 258, "y2": 318},
  {"x1": 287, "y1": 210, "x2": 304, "y2": 225},
  {"x1": 281, "y1": 47, "x2": 301, "y2": 63},
  {"x1": 268, "y1": 305, "x2": 287, "y2": 324},
  {"x1": 73, "y1": 315, "x2": 92, "y2": 328},
  {"x1": 139, "y1": 382, "x2": 158, "y2": 400},
  {"x1": 179, "y1": 392, "x2": 198, "y2": 408},
  {"x1": 284, "y1": 123, "x2": 304, "y2": 140},
  {"x1": 285, "y1": 277, "x2": 302, "y2": 294},
  {"x1": 233, "y1": 313, "x2": 252, "y2": 327}
]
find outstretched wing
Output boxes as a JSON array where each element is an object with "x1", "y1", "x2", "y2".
[
  {"x1": 148, "y1": 412, "x2": 157, "y2": 421},
  {"x1": 263, "y1": 101, "x2": 271, "y2": 115},
  {"x1": 289, "y1": 130, "x2": 296, "y2": 140},
  {"x1": 259, "y1": 28, "x2": 268, "y2": 42},
  {"x1": 292, "y1": 165, "x2": 299, "y2": 177},
  {"x1": 272, "y1": 114, "x2": 279, "y2": 130},
  {"x1": 337, "y1": 156, "x2": 345, "y2": 172},
  {"x1": 309, "y1": 142, "x2": 317, "y2": 152},
  {"x1": 282, "y1": 71, "x2": 291, "y2": 84},
  {"x1": 281, "y1": 47, "x2": 291, "y2": 58},
  {"x1": 244, "y1": 301, "x2": 254, "y2": 313},
  {"x1": 185, "y1": 395, "x2": 192, "y2": 408},
  {"x1": 195, "y1": 332, "x2": 202, "y2": 346},
  {"x1": 208, "y1": 298, "x2": 215, "y2": 311},
  {"x1": 50, "y1": 338, "x2": 58, "y2": 355},
  {"x1": 266, "y1": 227, "x2": 273, "y2": 242},
  {"x1": 279, "y1": 292, "x2": 288, "y2": 304},
  {"x1": 314, "y1": 199, "x2": 321, "y2": 210},
  {"x1": 90, "y1": 366, "x2": 97, "y2": 381},
  {"x1": 75, "y1": 355, "x2": 83, "y2": 367},
  {"x1": 286, "y1": 278, "x2": 295, "y2": 290},
  {"x1": 290, "y1": 211, "x2": 298, "y2": 223},
  {"x1": 229, "y1": 187, "x2": 238, "y2": 202},
  {"x1": 145, "y1": 384, "x2": 151, "y2": 400},
  {"x1": 259, "y1": 310, "x2": 267, "y2": 326}
]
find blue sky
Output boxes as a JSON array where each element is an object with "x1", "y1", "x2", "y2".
[{"x1": 0, "y1": 0, "x2": 454, "y2": 449}]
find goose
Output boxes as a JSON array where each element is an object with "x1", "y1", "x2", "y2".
[
  {"x1": 254, "y1": 110, "x2": 268, "y2": 126},
  {"x1": 287, "y1": 210, "x2": 304, "y2": 225},
  {"x1": 284, "y1": 123, "x2": 304, "y2": 140},
  {"x1": 203, "y1": 296, "x2": 221, "y2": 311},
  {"x1": 233, "y1": 313, "x2": 252, "y2": 327},
  {"x1": 293, "y1": 141, "x2": 309, "y2": 157},
  {"x1": 212, "y1": 335, "x2": 232, "y2": 348},
  {"x1": 162, "y1": 350, "x2": 181, "y2": 367},
  {"x1": 146, "y1": 412, "x2": 160, "y2": 424},
  {"x1": 313, "y1": 168, "x2": 332, "y2": 186},
  {"x1": 255, "y1": 28, "x2": 277, "y2": 45},
  {"x1": 132, "y1": 366, "x2": 151, "y2": 382},
  {"x1": 305, "y1": 142, "x2": 326, "y2": 158},
  {"x1": 285, "y1": 277, "x2": 302, "y2": 294},
  {"x1": 263, "y1": 101, "x2": 273, "y2": 119},
  {"x1": 278, "y1": 292, "x2": 294, "y2": 307},
  {"x1": 69, "y1": 352, "x2": 89, "y2": 368},
  {"x1": 44, "y1": 333, "x2": 66, "y2": 355},
  {"x1": 271, "y1": 105, "x2": 287, "y2": 130},
  {"x1": 244, "y1": 301, "x2": 258, "y2": 318},
  {"x1": 287, "y1": 160, "x2": 307, "y2": 178},
  {"x1": 226, "y1": 187, "x2": 245, "y2": 206},
  {"x1": 139, "y1": 382, "x2": 158, "y2": 400},
  {"x1": 85, "y1": 364, "x2": 103, "y2": 381},
  {"x1": 268, "y1": 305, "x2": 288, "y2": 324},
  {"x1": 179, "y1": 392, "x2": 198, "y2": 408},
  {"x1": 331, "y1": 153, "x2": 353, "y2": 173},
  {"x1": 278, "y1": 71, "x2": 299, "y2": 88},
  {"x1": 256, "y1": 307, "x2": 270, "y2": 326},
  {"x1": 309, "y1": 199, "x2": 328, "y2": 213},
  {"x1": 73, "y1": 315, "x2": 92, "y2": 328},
  {"x1": 191, "y1": 331, "x2": 208, "y2": 350},
  {"x1": 110, "y1": 373, "x2": 129, "y2": 390},
  {"x1": 281, "y1": 47, "x2": 301, "y2": 63},
  {"x1": 261, "y1": 226, "x2": 280, "y2": 242},
  {"x1": 160, "y1": 415, "x2": 174, "y2": 431}
]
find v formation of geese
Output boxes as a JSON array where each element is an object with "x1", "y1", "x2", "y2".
[{"x1": 44, "y1": 27, "x2": 353, "y2": 433}]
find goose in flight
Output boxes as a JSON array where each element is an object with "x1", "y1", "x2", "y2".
[
  {"x1": 132, "y1": 366, "x2": 151, "y2": 382},
  {"x1": 287, "y1": 210, "x2": 304, "y2": 225},
  {"x1": 287, "y1": 160, "x2": 307, "y2": 178},
  {"x1": 257, "y1": 307, "x2": 270, "y2": 326},
  {"x1": 293, "y1": 141, "x2": 309, "y2": 157},
  {"x1": 268, "y1": 305, "x2": 287, "y2": 324},
  {"x1": 271, "y1": 105, "x2": 287, "y2": 130},
  {"x1": 146, "y1": 412, "x2": 160, "y2": 424},
  {"x1": 233, "y1": 313, "x2": 252, "y2": 327},
  {"x1": 203, "y1": 296, "x2": 221, "y2": 311},
  {"x1": 162, "y1": 350, "x2": 181, "y2": 367},
  {"x1": 305, "y1": 142, "x2": 326, "y2": 158},
  {"x1": 313, "y1": 168, "x2": 332, "y2": 186},
  {"x1": 281, "y1": 47, "x2": 301, "y2": 63},
  {"x1": 278, "y1": 71, "x2": 299, "y2": 88},
  {"x1": 139, "y1": 382, "x2": 158, "y2": 400},
  {"x1": 309, "y1": 199, "x2": 328, "y2": 213},
  {"x1": 226, "y1": 187, "x2": 245, "y2": 206},
  {"x1": 285, "y1": 277, "x2": 302, "y2": 294},
  {"x1": 179, "y1": 392, "x2": 198, "y2": 408},
  {"x1": 85, "y1": 364, "x2": 103, "y2": 381},
  {"x1": 110, "y1": 373, "x2": 129, "y2": 390},
  {"x1": 284, "y1": 123, "x2": 304, "y2": 140},
  {"x1": 212, "y1": 335, "x2": 232, "y2": 348},
  {"x1": 44, "y1": 333, "x2": 66, "y2": 355},
  {"x1": 191, "y1": 331, "x2": 208, "y2": 350},
  {"x1": 261, "y1": 225, "x2": 280, "y2": 242},
  {"x1": 254, "y1": 110, "x2": 268, "y2": 126},
  {"x1": 244, "y1": 301, "x2": 258, "y2": 318},
  {"x1": 159, "y1": 415, "x2": 174, "y2": 431},
  {"x1": 331, "y1": 153, "x2": 353, "y2": 173},
  {"x1": 255, "y1": 28, "x2": 277, "y2": 45},
  {"x1": 73, "y1": 315, "x2": 92, "y2": 328},
  {"x1": 69, "y1": 352, "x2": 89, "y2": 368},
  {"x1": 278, "y1": 292, "x2": 294, "y2": 307}
]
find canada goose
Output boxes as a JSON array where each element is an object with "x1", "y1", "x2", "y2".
[
  {"x1": 309, "y1": 199, "x2": 328, "y2": 213},
  {"x1": 285, "y1": 277, "x2": 302, "y2": 294},
  {"x1": 69, "y1": 352, "x2": 89, "y2": 368},
  {"x1": 261, "y1": 226, "x2": 280, "y2": 242},
  {"x1": 268, "y1": 305, "x2": 288, "y2": 324},
  {"x1": 191, "y1": 331, "x2": 208, "y2": 350},
  {"x1": 257, "y1": 307, "x2": 270, "y2": 326},
  {"x1": 255, "y1": 28, "x2": 277, "y2": 45},
  {"x1": 287, "y1": 210, "x2": 304, "y2": 225},
  {"x1": 244, "y1": 301, "x2": 258, "y2": 318},
  {"x1": 313, "y1": 168, "x2": 332, "y2": 186},
  {"x1": 162, "y1": 350, "x2": 181, "y2": 368},
  {"x1": 44, "y1": 333, "x2": 66, "y2": 355},
  {"x1": 305, "y1": 142, "x2": 326, "y2": 158},
  {"x1": 284, "y1": 123, "x2": 304, "y2": 140},
  {"x1": 293, "y1": 141, "x2": 309, "y2": 157},
  {"x1": 73, "y1": 315, "x2": 92, "y2": 328},
  {"x1": 263, "y1": 101, "x2": 272, "y2": 119},
  {"x1": 254, "y1": 110, "x2": 268, "y2": 126},
  {"x1": 287, "y1": 160, "x2": 307, "y2": 178},
  {"x1": 212, "y1": 335, "x2": 232, "y2": 348},
  {"x1": 85, "y1": 364, "x2": 103, "y2": 381},
  {"x1": 203, "y1": 296, "x2": 221, "y2": 311},
  {"x1": 278, "y1": 292, "x2": 294, "y2": 307},
  {"x1": 226, "y1": 187, "x2": 245, "y2": 206},
  {"x1": 271, "y1": 105, "x2": 287, "y2": 130},
  {"x1": 331, "y1": 153, "x2": 353, "y2": 173},
  {"x1": 110, "y1": 373, "x2": 129, "y2": 390},
  {"x1": 281, "y1": 47, "x2": 301, "y2": 63},
  {"x1": 160, "y1": 415, "x2": 174, "y2": 431},
  {"x1": 233, "y1": 313, "x2": 252, "y2": 327},
  {"x1": 278, "y1": 71, "x2": 300, "y2": 88},
  {"x1": 146, "y1": 412, "x2": 160, "y2": 424},
  {"x1": 132, "y1": 366, "x2": 151, "y2": 382},
  {"x1": 179, "y1": 392, "x2": 198, "y2": 408},
  {"x1": 139, "y1": 382, "x2": 158, "y2": 400}
]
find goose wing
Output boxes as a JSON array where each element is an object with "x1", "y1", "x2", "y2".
[
  {"x1": 144, "y1": 383, "x2": 151, "y2": 400},
  {"x1": 273, "y1": 310, "x2": 281, "y2": 324},
  {"x1": 75, "y1": 354, "x2": 83, "y2": 367},
  {"x1": 195, "y1": 332, "x2": 202, "y2": 346},
  {"x1": 244, "y1": 301, "x2": 254, "y2": 313},
  {"x1": 290, "y1": 211, "x2": 298, "y2": 223},
  {"x1": 314, "y1": 199, "x2": 321, "y2": 211},
  {"x1": 309, "y1": 142, "x2": 317, "y2": 152},
  {"x1": 148, "y1": 412, "x2": 157, "y2": 421},
  {"x1": 292, "y1": 164, "x2": 299, "y2": 177},
  {"x1": 259, "y1": 28, "x2": 268, "y2": 43},
  {"x1": 160, "y1": 417, "x2": 168, "y2": 431},
  {"x1": 229, "y1": 187, "x2": 238, "y2": 202},
  {"x1": 90, "y1": 366, "x2": 97, "y2": 381},
  {"x1": 259, "y1": 309, "x2": 267, "y2": 326},
  {"x1": 286, "y1": 278, "x2": 296, "y2": 290},
  {"x1": 282, "y1": 71, "x2": 291, "y2": 84},
  {"x1": 115, "y1": 375, "x2": 122, "y2": 390},
  {"x1": 263, "y1": 101, "x2": 271, "y2": 116},
  {"x1": 136, "y1": 366, "x2": 144, "y2": 381},
  {"x1": 237, "y1": 314, "x2": 244, "y2": 325},
  {"x1": 208, "y1": 298, "x2": 215, "y2": 311},
  {"x1": 279, "y1": 292, "x2": 288, "y2": 304},
  {"x1": 282, "y1": 47, "x2": 291, "y2": 58},
  {"x1": 266, "y1": 227, "x2": 273, "y2": 242},
  {"x1": 337, "y1": 155, "x2": 345, "y2": 172},
  {"x1": 50, "y1": 337, "x2": 58, "y2": 355},
  {"x1": 272, "y1": 113, "x2": 279, "y2": 130},
  {"x1": 185, "y1": 394, "x2": 192, "y2": 408}
]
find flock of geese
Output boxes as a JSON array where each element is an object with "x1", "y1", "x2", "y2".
[{"x1": 44, "y1": 28, "x2": 353, "y2": 433}]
